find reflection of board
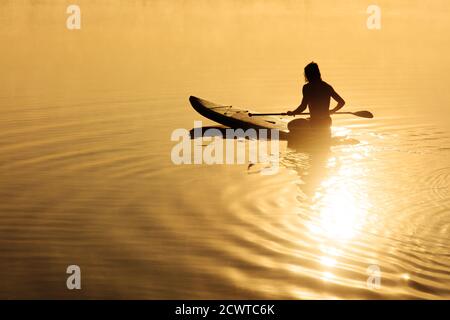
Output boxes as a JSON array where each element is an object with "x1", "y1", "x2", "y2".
[{"x1": 189, "y1": 96, "x2": 289, "y2": 134}]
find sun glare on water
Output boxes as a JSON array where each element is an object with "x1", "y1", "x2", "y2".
[{"x1": 308, "y1": 168, "x2": 369, "y2": 242}]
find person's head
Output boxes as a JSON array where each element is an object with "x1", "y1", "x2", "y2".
[{"x1": 304, "y1": 62, "x2": 321, "y2": 82}]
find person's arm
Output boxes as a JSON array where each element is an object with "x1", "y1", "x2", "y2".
[
  {"x1": 330, "y1": 87, "x2": 345, "y2": 113},
  {"x1": 287, "y1": 86, "x2": 308, "y2": 116}
]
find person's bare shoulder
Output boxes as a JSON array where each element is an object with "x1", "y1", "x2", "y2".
[
  {"x1": 321, "y1": 81, "x2": 334, "y2": 93},
  {"x1": 302, "y1": 83, "x2": 311, "y2": 92},
  {"x1": 321, "y1": 80, "x2": 332, "y2": 88}
]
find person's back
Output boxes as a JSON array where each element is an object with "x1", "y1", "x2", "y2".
[
  {"x1": 303, "y1": 80, "x2": 334, "y2": 121},
  {"x1": 288, "y1": 62, "x2": 345, "y2": 128}
]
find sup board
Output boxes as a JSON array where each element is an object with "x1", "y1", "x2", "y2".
[
  {"x1": 188, "y1": 96, "x2": 359, "y2": 146},
  {"x1": 189, "y1": 96, "x2": 290, "y2": 134}
]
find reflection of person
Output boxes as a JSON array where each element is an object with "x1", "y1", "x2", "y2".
[
  {"x1": 287, "y1": 62, "x2": 345, "y2": 128},
  {"x1": 284, "y1": 142, "x2": 332, "y2": 199}
]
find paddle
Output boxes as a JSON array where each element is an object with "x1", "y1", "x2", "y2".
[{"x1": 248, "y1": 110, "x2": 374, "y2": 119}]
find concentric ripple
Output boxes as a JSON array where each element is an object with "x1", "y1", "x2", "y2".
[{"x1": 153, "y1": 120, "x2": 450, "y2": 299}]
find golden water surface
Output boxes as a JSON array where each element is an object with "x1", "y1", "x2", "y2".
[{"x1": 0, "y1": 0, "x2": 449, "y2": 298}]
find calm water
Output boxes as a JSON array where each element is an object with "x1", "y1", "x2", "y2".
[{"x1": 1, "y1": 0, "x2": 450, "y2": 299}]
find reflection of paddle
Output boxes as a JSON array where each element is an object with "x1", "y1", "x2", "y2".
[{"x1": 249, "y1": 111, "x2": 374, "y2": 119}]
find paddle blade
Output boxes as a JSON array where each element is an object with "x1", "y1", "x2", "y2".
[{"x1": 353, "y1": 111, "x2": 374, "y2": 118}]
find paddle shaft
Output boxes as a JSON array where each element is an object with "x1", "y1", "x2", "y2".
[
  {"x1": 250, "y1": 112, "x2": 354, "y2": 116},
  {"x1": 249, "y1": 111, "x2": 373, "y2": 118}
]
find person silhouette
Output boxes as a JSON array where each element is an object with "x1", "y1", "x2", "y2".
[{"x1": 287, "y1": 62, "x2": 345, "y2": 134}]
